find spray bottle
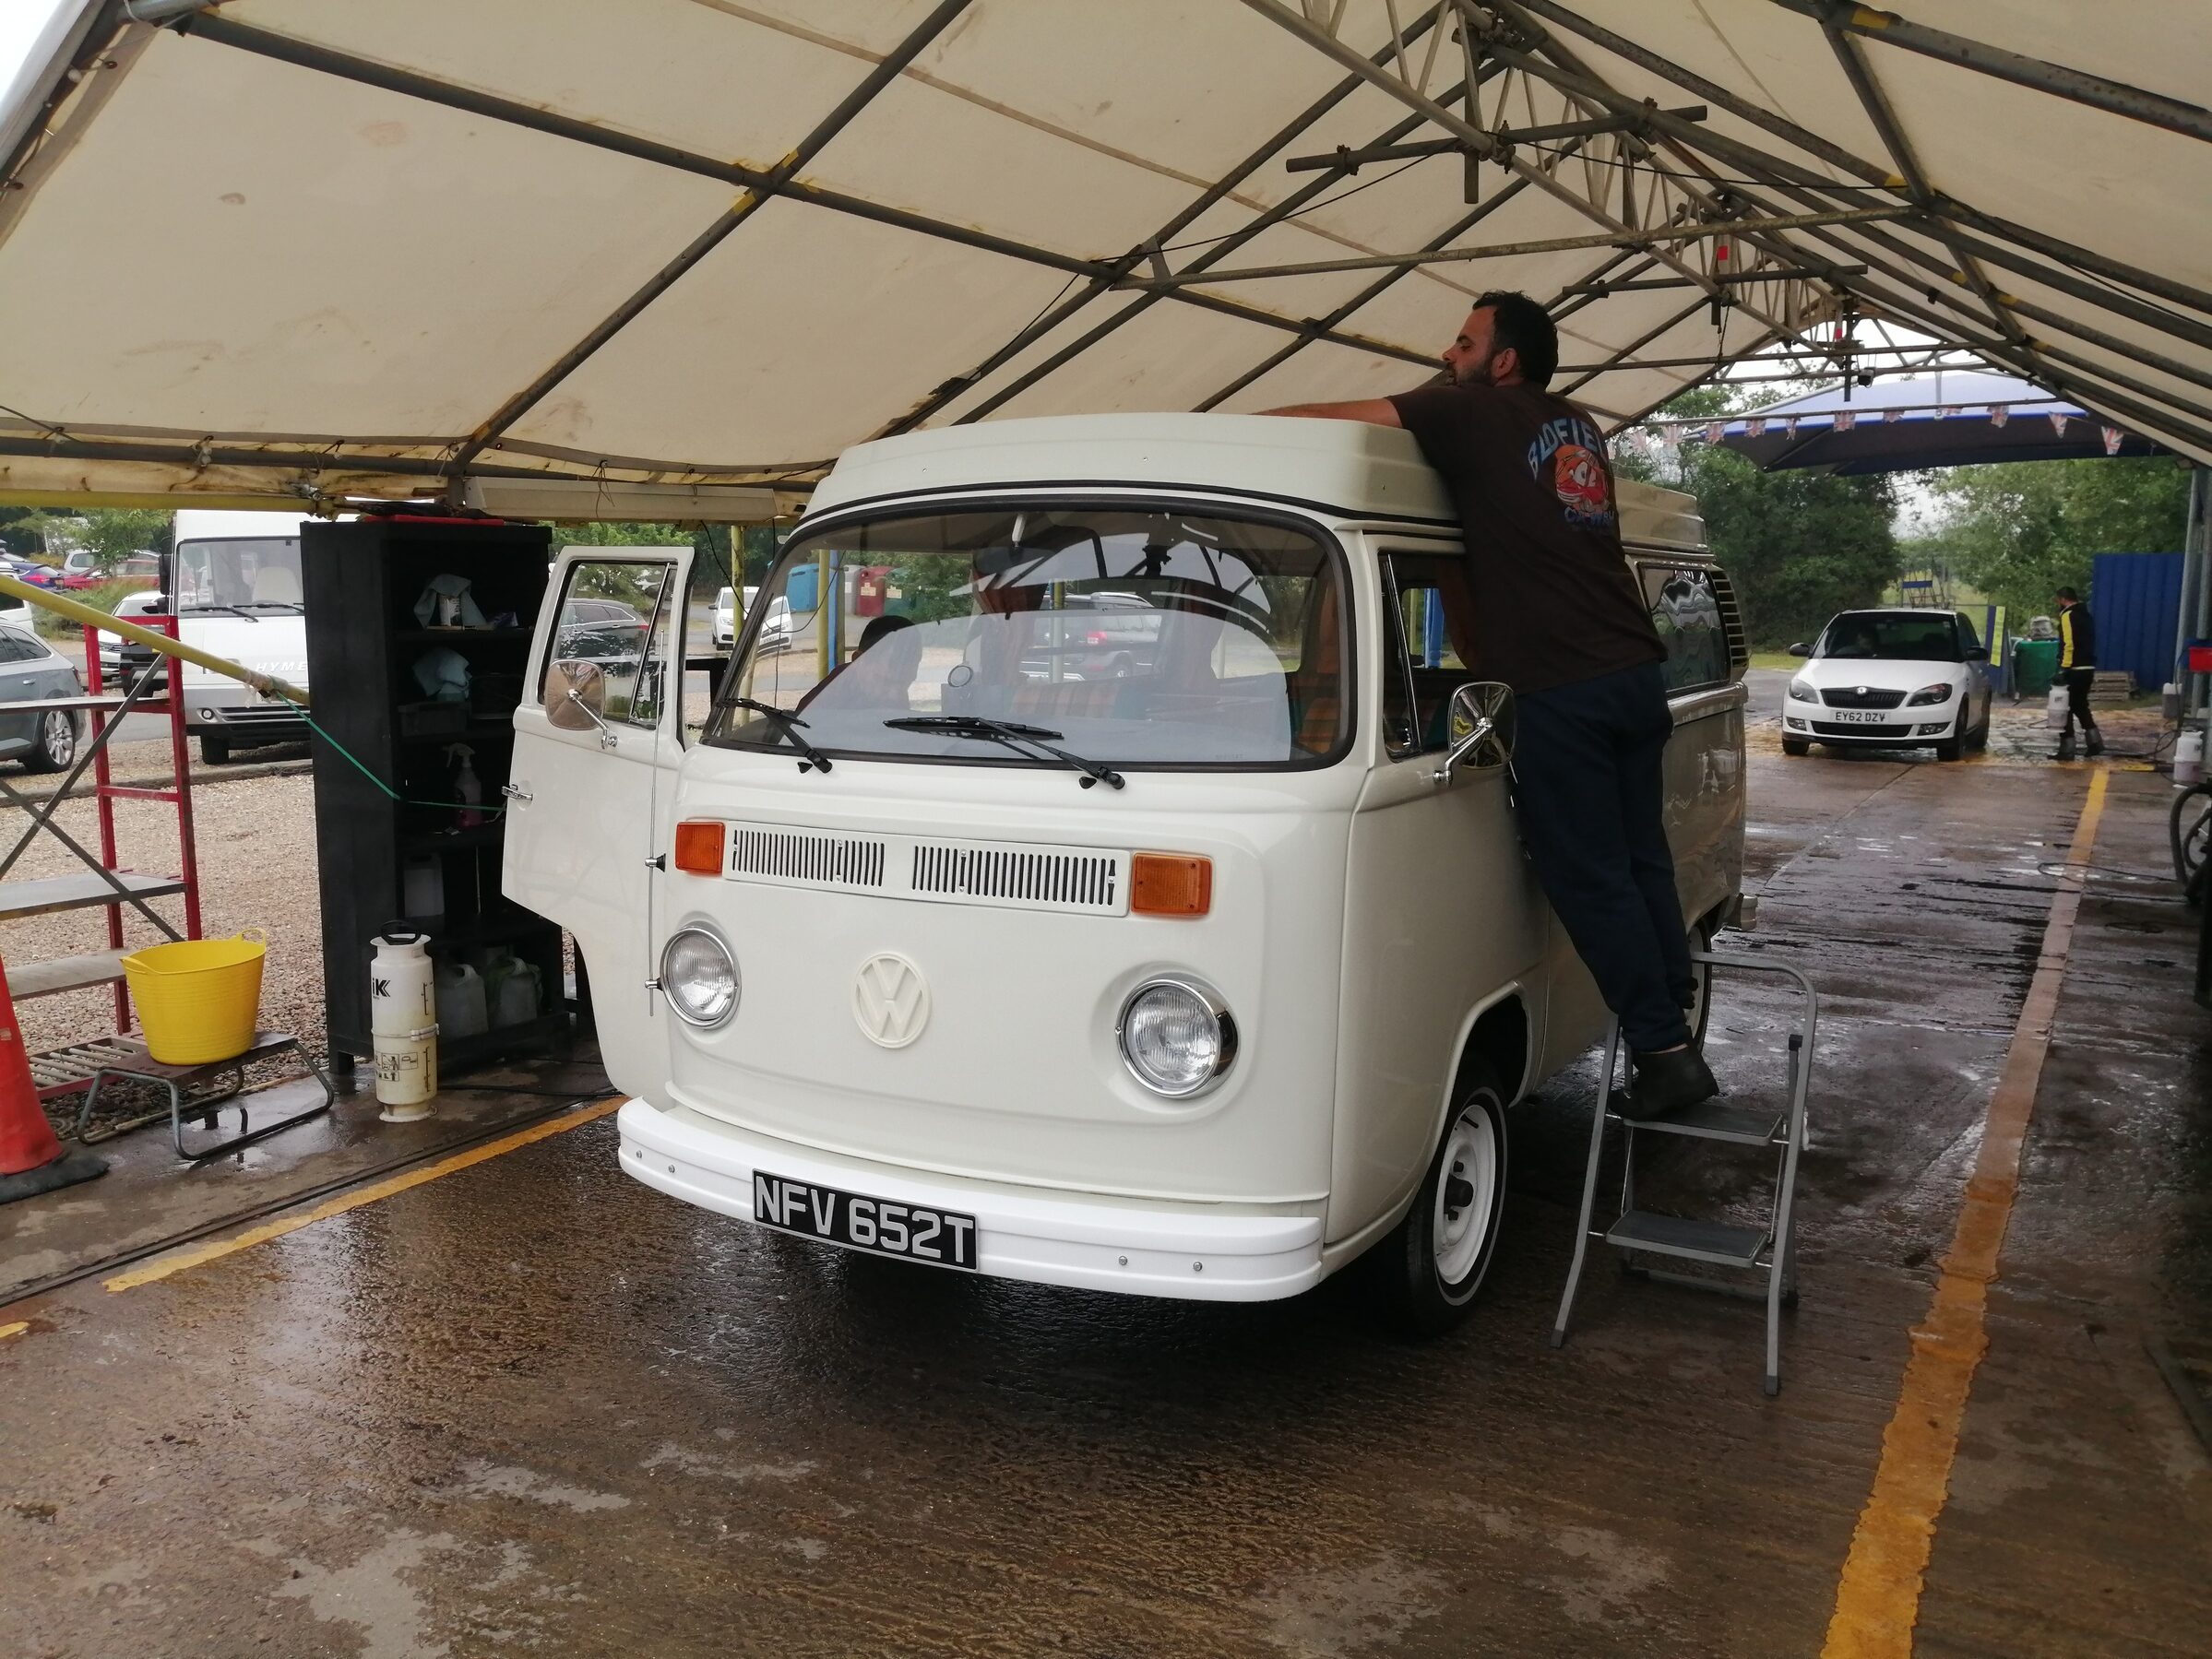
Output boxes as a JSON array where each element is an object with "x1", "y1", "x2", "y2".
[{"x1": 446, "y1": 743, "x2": 485, "y2": 830}]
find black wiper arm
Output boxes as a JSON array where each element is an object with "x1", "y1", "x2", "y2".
[
  {"x1": 886, "y1": 715, "x2": 1124, "y2": 790},
  {"x1": 188, "y1": 604, "x2": 257, "y2": 622},
  {"x1": 731, "y1": 696, "x2": 832, "y2": 774}
]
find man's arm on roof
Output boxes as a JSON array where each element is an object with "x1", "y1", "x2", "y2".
[{"x1": 1255, "y1": 398, "x2": 1403, "y2": 426}]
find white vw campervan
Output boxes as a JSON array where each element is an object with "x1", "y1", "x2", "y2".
[{"x1": 506, "y1": 415, "x2": 1746, "y2": 1331}]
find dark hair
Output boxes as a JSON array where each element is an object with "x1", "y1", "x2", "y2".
[
  {"x1": 1473, "y1": 290, "x2": 1560, "y2": 386},
  {"x1": 859, "y1": 613, "x2": 914, "y2": 650},
  {"x1": 2055, "y1": 586, "x2": 2079, "y2": 602}
]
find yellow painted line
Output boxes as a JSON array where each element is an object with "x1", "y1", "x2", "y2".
[
  {"x1": 103, "y1": 1096, "x2": 624, "y2": 1294},
  {"x1": 1822, "y1": 767, "x2": 2109, "y2": 1657},
  {"x1": 0, "y1": 1320, "x2": 27, "y2": 1341}
]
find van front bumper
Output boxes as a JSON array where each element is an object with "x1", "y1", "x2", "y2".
[{"x1": 618, "y1": 1099, "x2": 1326, "y2": 1302}]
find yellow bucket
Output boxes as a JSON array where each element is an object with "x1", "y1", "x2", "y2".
[{"x1": 123, "y1": 928, "x2": 268, "y2": 1065}]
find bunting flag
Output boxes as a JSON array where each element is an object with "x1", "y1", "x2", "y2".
[
  {"x1": 1782, "y1": 417, "x2": 1799, "y2": 437},
  {"x1": 1833, "y1": 410, "x2": 1856, "y2": 433},
  {"x1": 1745, "y1": 418, "x2": 1767, "y2": 437},
  {"x1": 2102, "y1": 425, "x2": 2124, "y2": 455},
  {"x1": 2049, "y1": 412, "x2": 2069, "y2": 437},
  {"x1": 1884, "y1": 407, "x2": 1903, "y2": 422},
  {"x1": 1706, "y1": 421, "x2": 1727, "y2": 444},
  {"x1": 1936, "y1": 405, "x2": 1960, "y2": 421},
  {"x1": 1989, "y1": 406, "x2": 2009, "y2": 428}
]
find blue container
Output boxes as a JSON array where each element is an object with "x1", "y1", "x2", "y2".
[{"x1": 2090, "y1": 551, "x2": 2185, "y2": 691}]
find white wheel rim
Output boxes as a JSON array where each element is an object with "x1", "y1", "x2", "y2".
[
  {"x1": 1685, "y1": 941, "x2": 1710, "y2": 1040},
  {"x1": 1432, "y1": 1105, "x2": 1498, "y2": 1287}
]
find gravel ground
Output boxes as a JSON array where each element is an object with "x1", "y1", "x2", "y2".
[{"x1": 3, "y1": 772, "x2": 327, "y2": 1082}]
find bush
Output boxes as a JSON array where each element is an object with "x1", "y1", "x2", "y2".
[{"x1": 30, "y1": 579, "x2": 146, "y2": 639}]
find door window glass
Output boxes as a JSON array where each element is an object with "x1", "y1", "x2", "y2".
[
  {"x1": 0, "y1": 630, "x2": 40, "y2": 664},
  {"x1": 1639, "y1": 565, "x2": 1730, "y2": 693},
  {"x1": 541, "y1": 560, "x2": 672, "y2": 734},
  {"x1": 1956, "y1": 615, "x2": 1982, "y2": 658},
  {"x1": 1380, "y1": 553, "x2": 1480, "y2": 757}
]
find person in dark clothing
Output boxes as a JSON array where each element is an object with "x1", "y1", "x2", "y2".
[
  {"x1": 1262, "y1": 290, "x2": 1715, "y2": 1117},
  {"x1": 2053, "y1": 587, "x2": 2102, "y2": 760}
]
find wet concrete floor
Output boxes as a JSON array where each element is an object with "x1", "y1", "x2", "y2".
[{"x1": 2, "y1": 742, "x2": 2206, "y2": 1656}]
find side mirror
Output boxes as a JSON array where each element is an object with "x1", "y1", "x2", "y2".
[
  {"x1": 1788, "y1": 642, "x2": 1812, "y2": 658},
  {"x1": 1432, "y1": 681, "x2": 1516, "y2": 784},
  {"x1": 545, "y1": 659, "x2": 612, "y2": 742}
]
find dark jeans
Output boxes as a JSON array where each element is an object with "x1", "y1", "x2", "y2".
[
  {"x1": 2060, "y1": 667, "x2": 2098, "y2": 732},
  {"x1": 1512, "y1": 660, "x2": 1695, "y2": 1053}
]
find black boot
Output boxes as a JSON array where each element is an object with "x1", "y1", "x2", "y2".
[
  {"x1": 2085, "y1": 724, "x2": 2105, "y2": 757},
  {"x1": 2054, "y1": 729, "x2": 2075, "y2": 761},
  {"x1": 1625, "y1": 1047, "x2": 1718, "y2": 1120}
]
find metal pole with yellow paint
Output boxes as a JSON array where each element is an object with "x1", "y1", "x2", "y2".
[{"x1": 0, "y1": 574, "x2": 310, "y2": 709}]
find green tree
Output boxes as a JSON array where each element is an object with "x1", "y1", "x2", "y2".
[
  {"x1": 1917, "y1": 456, "x2": 2191, "y2": 617},
  {"x1": 1621, "y1": 384, "x2": 1900, "y2": 647},
  {"x1": 12, "y1": 507, "x2": 171, "y2": 568}
]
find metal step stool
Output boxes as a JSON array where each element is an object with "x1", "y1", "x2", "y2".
[{"x1": 1551, "y1": 953, "x2": 1818, "y2": 1396}]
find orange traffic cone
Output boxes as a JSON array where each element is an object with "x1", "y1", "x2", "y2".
[{"x1": 0, "y1": 954, "x2": 105, "y2": 1204}]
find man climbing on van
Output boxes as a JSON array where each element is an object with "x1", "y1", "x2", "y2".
[{"x1": 1262, "y1": 290, "x2": 1716, "y2": 1117}]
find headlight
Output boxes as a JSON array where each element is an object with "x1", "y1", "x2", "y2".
[
  {"x1": 1788, "y1": 678, "x2": 1817, "y2": 702},
  {"x1": 1906, "y1": 681, "x2": 1955, "y2": 706},
  {"x1": 1117, "y1": 977, "x2": 1237, "y2": 1098},
  {"x1": 660, "y1": 926, "x2": 738, "y2": 1027}
]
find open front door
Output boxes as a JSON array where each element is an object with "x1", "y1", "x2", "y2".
[{"x1": 505, "y1": 548, "x2": 692, "y2": 1096}]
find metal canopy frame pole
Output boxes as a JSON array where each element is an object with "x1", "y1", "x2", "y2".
[
  {"x1": 1231, "y1": 0, "x2": 1849, "y2": 373},
  {"x1": 174, "y1": 14, "x2": 1434, "y2": 394},
  {"x1": 444, "y1": 0, "x2": 979, "y2": 480},
  {"x1": 1507, "y1": 0, "x2": 2212, "y2": 322},
  {"x1": 884, "y1": 4, "x2": 1461, "y2": 437},
  {"x1": 1765, "y1": 0, "x2": 2212, "y2": 147}
]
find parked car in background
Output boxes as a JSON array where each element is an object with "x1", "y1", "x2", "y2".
[
  {"x1": 0, "y1": 623, "x2": 87, "y2": 771},
  {"x1": 97, "y1": 588, "x2": 171, "y2": 693},
  {"x1": 1782, "y1": 608, "x2": 1992, "y2": 761},
  {"x1": 752, "y1": 593, "x2": 791, "y2": 654}
]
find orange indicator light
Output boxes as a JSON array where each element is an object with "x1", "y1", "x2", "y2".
[
  {"x1": 672, "y1": 820, "x2": 726, "y2": 875},
  {"x1": 1131, "y1": 853, "x2": 1212, "y2": 917}
]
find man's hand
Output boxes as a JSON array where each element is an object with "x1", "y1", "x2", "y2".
[{"x1": 1256, "y1": 398, "x2": 1403, "y2": 427}]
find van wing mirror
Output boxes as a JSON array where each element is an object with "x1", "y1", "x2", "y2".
[
  {"x1": 1432, "y1": 681, "x2": 1515, "y2": 784},
  {"x1": 545, "y1": 659, "x2": 613, "y2": 743}
]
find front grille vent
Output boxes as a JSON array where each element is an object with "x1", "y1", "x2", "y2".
[
  {"x1": 911, "y1": 843, "x2": 1120, "y2": 912},
  {"x1": 1821, "y1": 686, "x2": 1906, "y2": 709},
  {"x1": 717, "y1": 823, "x2": 1128, "y2": 915},
  {"x1": 727, "y1": 826, "x2": 886, "y2": 888}
]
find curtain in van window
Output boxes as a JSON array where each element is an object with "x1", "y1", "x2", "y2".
[{"x1": 1638, "y1": 566, "x2": 1730, "y2": 693}]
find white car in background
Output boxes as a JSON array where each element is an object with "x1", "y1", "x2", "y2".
[
  {"x1": 1782, "y1": 608, "x2": 1993, "y2": 762},
  {"x1": 713, "y1": 587, "x2": 737, "y2": 649}
]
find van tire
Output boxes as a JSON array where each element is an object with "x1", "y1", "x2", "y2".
[
  {"x1": 198, "y1": 735, "x2": 231, "y2": 765},
  {"x1": 1373, "y1": 1057, "x2": 1509, "y2": 1339},
  {"x1": 1685, "y1": 922, "x2": 1715, "y2": 1051}
]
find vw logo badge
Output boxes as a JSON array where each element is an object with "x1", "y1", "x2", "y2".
[{"x1": 852, "y1": 952, "x2": 929, "y2": 1049}]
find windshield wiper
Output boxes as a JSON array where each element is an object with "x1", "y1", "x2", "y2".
[
  {"x1": 240, "y1": 600, "x2": 305, "y2": 613},
  {"x1": 886, "y1": 715, "x2": 1124, "y2": 790},
  {"x1": 187, "y1": 604, "x2": 258, "y2": 622},
  {"x1": 730, "y1": 697, "x2": 832, "y2": 773}
]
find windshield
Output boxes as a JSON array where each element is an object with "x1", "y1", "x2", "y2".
[
  {"x1": 172, "y1": 537, "x2": 303, "y2": 612},
  {"x1": 1815, "y1": 612, "x2": 1963, "y2": 663},
  {"x1": 705, "y1": 504, "x2": 1347, "y2": 768}
]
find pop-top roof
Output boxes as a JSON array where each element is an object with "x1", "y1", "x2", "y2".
[{"x1": 0, "y1": 2, "x2": 2206, "y2": 514}]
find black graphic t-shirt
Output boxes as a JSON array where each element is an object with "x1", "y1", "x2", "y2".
[{"x1": 1388, "y1": 382, "x2": 1663, "y2": 694}]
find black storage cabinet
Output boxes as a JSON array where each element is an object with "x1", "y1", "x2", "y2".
[{"x1": 301, "y1": 516, "x2": 565, "y2": 1073}]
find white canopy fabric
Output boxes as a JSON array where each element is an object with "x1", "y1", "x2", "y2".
[{"x1": 1, "y1": 0, "x2": 2206, "y2": 513}]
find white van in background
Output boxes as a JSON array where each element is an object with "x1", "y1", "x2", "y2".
[{"x1": 166, "y1": 509, "x2": 327, "y2": 763}]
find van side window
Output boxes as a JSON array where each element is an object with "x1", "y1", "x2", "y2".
[
  {"x1": 1381, "y1": 553, "x2": 1481, "y2": 756},
  {"x1": 541, "y1": 559, "x2": 673, "y2": 731},
  {"x1": 1638, "y1": 564, "x2": 1730, "y2": 693}
]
